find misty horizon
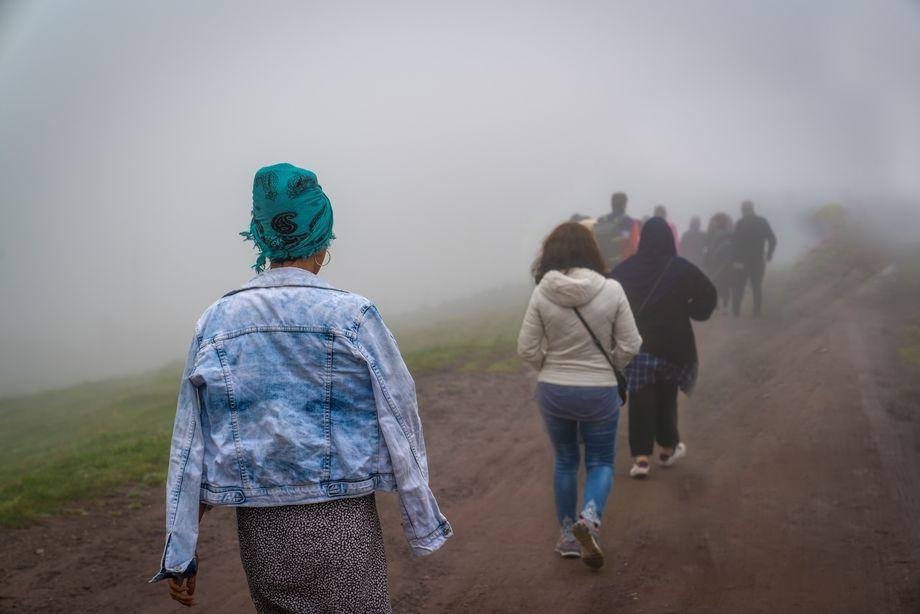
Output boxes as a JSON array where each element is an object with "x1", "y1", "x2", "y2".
[{"x1": 1, "y1": 0, "x2": 919, "y2": 396}]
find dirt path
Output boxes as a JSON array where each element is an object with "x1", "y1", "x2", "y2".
[{"x1": 2, "y1": 273, "x2": 919, "y2": 613}]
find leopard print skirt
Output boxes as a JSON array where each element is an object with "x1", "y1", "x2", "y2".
[{"x1": 236, "y1": 494, "x2": 392, "y2": 613}]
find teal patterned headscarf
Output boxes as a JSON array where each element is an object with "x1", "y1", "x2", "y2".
[{"x1": 241, "y1": 163, "x2": 335, "y2": 272}]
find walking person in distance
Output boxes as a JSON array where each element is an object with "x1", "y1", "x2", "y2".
[
  {"x1": 611, "y1": 217, "x2": 717, "y2": 479},
  {"x1": 593, "y1": 191, "x2": 640, "y2": 270},
  {"x1": 731, "y1": 200, "x2": 777, "y2": 317},
  {"x1": 518, "y1": 222, "x2": 642, "y2": 569},
  {"x1": 679, "y1": 216, "x2": 707, "y2": 268},
  {"x1": 704, "y1": 212, "x2": 735, "y2": 313}
]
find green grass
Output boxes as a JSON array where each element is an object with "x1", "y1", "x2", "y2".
[
  {"x1": 0, "y1": 306, "x2": 526, "y2": 527},
  {"x1": 400, "y1": 308, "x2": 523, "y2": 374},
  {"x1": 791, "y1": 221, "x2": 920, "y2": 369},
  {"x1": 899, "y1": 324, "x2": 920, "y2": 367},
  {"x1": 891, "y1": 246, "x2": 920, "y2": 368},
  {"x1": 896, "y1": 245, "x2": 920, "y2": 296},
  {"x1": 0, "y1": 366, "x2": 181, "y2": 526},
  {"x1": 899, "y1": 345, "x2": 920, "y2": 365},
  {"x1": 788, "y1": 232, "x2": 887, "y2": 294}
]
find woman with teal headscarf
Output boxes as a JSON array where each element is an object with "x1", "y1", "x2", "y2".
[
  {"x1": 158, "y1": 164, "x2": 452, "y2": 612},
  {"x1": 240, "y1": 162, "x2": 336, "y2": 272}
]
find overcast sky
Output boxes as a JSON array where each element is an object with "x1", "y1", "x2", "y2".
[{"x1": 1, "y1": 0, "x2": 918, "y2": 395}]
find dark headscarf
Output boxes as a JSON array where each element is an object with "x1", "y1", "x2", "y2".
[{"x1": 611, "y1": 217, "x2": 689, "y2": 310}]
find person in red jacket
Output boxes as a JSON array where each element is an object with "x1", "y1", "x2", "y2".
[{"x1": 593, "y1": 192, "x2": 640, "y2": 270}]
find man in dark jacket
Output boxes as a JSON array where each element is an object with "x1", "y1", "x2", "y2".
[{"x1": 731, "y1": 200, "x2": 777, "y2": 317}]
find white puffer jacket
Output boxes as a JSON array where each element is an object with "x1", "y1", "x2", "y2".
[{"x1": 517, "y1": 268, "x2": 642, "y2": 386}]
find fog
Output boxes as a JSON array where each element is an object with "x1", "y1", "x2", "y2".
[{"x1": 1, "y1": 0, "x2": 918, "y2": 395}]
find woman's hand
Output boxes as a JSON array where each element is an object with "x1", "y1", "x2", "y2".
[
  {"x1": 167, "y1": 574, "x2": 197, "y2": 607},
  {"x1": 166, "y1": 506, "x2": 207, "y2": 606}
]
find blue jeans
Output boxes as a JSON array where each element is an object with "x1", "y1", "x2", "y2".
[{"x1": 540, "y1": 404, "x2": 620, "y2": 527}]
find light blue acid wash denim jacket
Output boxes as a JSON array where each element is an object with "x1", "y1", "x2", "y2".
[{"x1": 151, "y1": 267, "x2": 452, "y2": 582}]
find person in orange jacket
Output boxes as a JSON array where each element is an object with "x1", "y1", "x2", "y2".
[{"x1": 593, "y1": 192, "x2": 640, "y2": 271}]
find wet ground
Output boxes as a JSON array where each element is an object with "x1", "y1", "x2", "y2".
[{"x1": 2, "y1": 271, "x2": 919, "y2": 613}]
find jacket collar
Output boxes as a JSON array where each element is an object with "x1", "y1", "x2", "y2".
[{"x1": 229, "y1": 267, "x2": 340, "y2": 295}]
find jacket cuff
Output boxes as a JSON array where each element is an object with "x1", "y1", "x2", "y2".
[
  {"x1": 149, "y1": 534, "x2": 197, "y2": 583},
  {"x1": 408, "y1": 520, "x2": 453, "y2": 556},
  {"x1": 149, "y1": 556, "x2": 196, "y2": 583}
]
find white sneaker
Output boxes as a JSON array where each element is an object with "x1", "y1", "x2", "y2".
[
  {"x1": 658, "y1": 442, "x2": 686, "y2": 467},
  {"x1": 629, "y1": 460, "x2": 650, "y2": 479}
]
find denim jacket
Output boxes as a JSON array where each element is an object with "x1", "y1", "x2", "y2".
[{"x1": 152, "y1": 268, "x2": 452, "y2": 582}]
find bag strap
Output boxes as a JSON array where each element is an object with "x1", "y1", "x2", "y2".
[
  {"x1": 635, "y1": 257, "x2": 674, "y2": 316},
  {"x1": 572, "y1": 307, "x2": 629, "y2": 403},
  {"x1": 572, "y1": 307, "x2": 617, "y2": 372}
]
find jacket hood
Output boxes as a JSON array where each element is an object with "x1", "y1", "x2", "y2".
[{"x1": 538, "y1": 268, "x2": 607, "y2": 307}]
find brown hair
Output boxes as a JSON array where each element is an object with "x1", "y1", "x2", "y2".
[{"x1": 532, "y1": 222, "x2": 607, "y2": 284}]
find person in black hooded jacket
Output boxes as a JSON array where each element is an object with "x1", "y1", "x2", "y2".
[{"x1": 610, "y1": 217, "x2": 717, "y2": 479}]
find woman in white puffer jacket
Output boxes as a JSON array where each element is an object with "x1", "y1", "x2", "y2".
[{"x1": 517, "y1": 222, "x2": 641, "y2": 569}]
